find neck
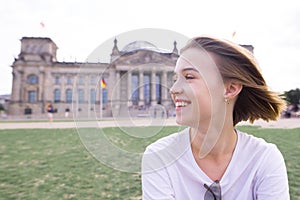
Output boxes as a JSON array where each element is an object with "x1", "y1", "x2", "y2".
[{"x1": 190, "y1": 117, "x2": 237, "y2": 158}]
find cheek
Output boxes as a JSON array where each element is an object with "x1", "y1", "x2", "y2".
[{"x1": 191, "y1": 86, "x2": 212, "y2": 112}]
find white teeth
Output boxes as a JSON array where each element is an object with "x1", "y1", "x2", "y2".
[{"x1": 176, "y1": 101, "x2": 188, "y2": 107}]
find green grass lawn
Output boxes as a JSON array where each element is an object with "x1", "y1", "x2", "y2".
[{"x1": 0, "y1": 126, "x2": 299, "y2": 199}]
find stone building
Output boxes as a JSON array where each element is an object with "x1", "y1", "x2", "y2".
[{"x1": 8, "y1": 37, "x2": 179, "y2": 118}]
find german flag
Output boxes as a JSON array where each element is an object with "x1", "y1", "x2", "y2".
[{"x1": 101, "y1": 78, "x2": 106, "y2": 88}]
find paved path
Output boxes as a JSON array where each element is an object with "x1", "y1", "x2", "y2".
[
  {"x1": 0, "y1": 118, "x2": 178, "y2": 129},
  {"x1": 238, "y1": 118, "x2": 300, "y2": 129},
  {"x1": 0, "y1": 118, "x2": 299, "y2": 129}
]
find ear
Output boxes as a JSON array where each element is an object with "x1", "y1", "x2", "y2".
[{"x1": 224, "y1": 81, "x2": 243, "y2": 101}]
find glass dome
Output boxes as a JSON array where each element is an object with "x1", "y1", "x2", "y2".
[{"x1": 121, "y1": 41, "x2": 160, "y2": 52}]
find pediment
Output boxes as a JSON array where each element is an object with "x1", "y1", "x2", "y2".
[{"x1": 112, "y1": 50, "x2": 178, "y2": 66}]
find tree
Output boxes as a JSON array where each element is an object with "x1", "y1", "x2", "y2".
[
  {"x1": 0, "y1": 104, "x2": 4, "y2": 111},
  {"x1": 283, "y1": 88, "x2": 300, "y2": 106}
]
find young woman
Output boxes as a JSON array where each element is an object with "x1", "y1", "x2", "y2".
[{"x1": 142, "y1": 36, "x2": 290, "y2": 199}]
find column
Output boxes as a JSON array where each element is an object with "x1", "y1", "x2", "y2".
[
  {"x1": 43, "y1": 69, "x2": 50, "y2": 113},
  {"x1": 151, "y1": 71, "x2": 156, "y2": 106},
  {"x1": 161, "y1": 70, "x2": 168, "y2": 105},
  {"x1": 39, "y1": 67, "x2": 45, "y2": 113},
  {"x1": 20, "y1": 71, "x2": 25, "y2": 102},
  {"x1": 60, "y1": 74, "x2": 66, "y2": 103},
  {"x1": 116, "y1": 71, "x2": 121, "y2": 101},
  {"x1": 127, "y1": 71, "x2": 132, "y2": 106},
  {"x1": 138, "y1": 70, "x2": 144, "y2": 105},
  {"x1": 85, "y1": 74, "x2": 89, "y2": 104},
  {"x1": 9, "y1": 68, "x2": 23, "y2": 115},
  {"x1": 44, "y1": 71, "x2": 52, "y2": 101},
  {"x1": 11, "y1": 70, "x2": 21, "y2": 102},
  {"x1": 85, "y1": 74, "x2": 90, "y2": 117},
  {"x1": 107, "y1": 68, "x2": 116, "y2": 102},
  {"x1": 38, "y1": 71, "x2": 44, "y2": 102},
  {"x1": 8, "y1": 70, "x2": 19, "y2": 115},
  {"x1": 113, "y1": 71, "x2": 121, "y2": 116}
]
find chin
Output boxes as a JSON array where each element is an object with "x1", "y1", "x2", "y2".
[
  {"x1": 175, "y1": 117, "x2": 184, "y2": 125},
  {"x1": 175, "y1": 115, "x2": 193, "y2": 127}
]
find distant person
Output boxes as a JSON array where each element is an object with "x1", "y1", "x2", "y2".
[
  {"x1": 284, "y1": 107, "x2": 291, "y2": 118},
  {"x1": 142, "y1": 36, "x2": 289, "y2": 199},
  {"x1": 24, "y1": 106, "x2": 32, "y2": 119},
  {"x1": 46, "y1": 103, "x2": 54, "y2": 122},
  {"x1": 65, "y1": 108, "x2": 70, "y2": 118}
]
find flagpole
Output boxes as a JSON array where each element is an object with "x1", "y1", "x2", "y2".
[
  {"x1": 100, "y1": 83, "x2": 103, "y2": 119},
  {"x1": 100, "y1": 78, "x2": 106, "y2": 120}
]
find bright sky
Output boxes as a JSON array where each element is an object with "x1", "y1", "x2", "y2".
[{"x1": 0, "y1": 0, "x2": 299, "y2": 95}]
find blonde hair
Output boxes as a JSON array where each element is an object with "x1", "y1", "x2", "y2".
[{"x1": 181, "y1": 36, "x2": 286, "y2": 125}]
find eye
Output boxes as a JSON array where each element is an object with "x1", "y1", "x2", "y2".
[{"x1": 185, "y1": 74, "x2": 194, "y2": 80}]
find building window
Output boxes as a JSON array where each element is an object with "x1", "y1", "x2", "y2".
[
  {"x1": 66, "y1": 89, "x2": 72, "y2": 103},
  {"x1": 54, "y1": 89, "x2": 60, "y2": 102},
  {"x1": 102, "y1": 88, "x2": 108, "y2": 104},
  {"x1": 67, "y1": 76, "x2": 72, "y2": 85},
  {"x1": 90, "y1": 89, "x2": 96, "y2": 104},
  {"x1": 55, "y1": 76, "x2": 60, "y2": 85},
  {"x1": 25, "y1": 44, "x2": 31, "y2": 53},
  {"x1": 28, "y1": 90, "x2": 36, "y2": 103},
  {"x1": 78, "y1": 89, "x2": 84, "y2": 103},
  {"x1": 78, "y1": 76, "x2": 84, "y2": 85},
  {"x1": 27, "y1": 74, "x2": 39, "y2": 84},
  {"x1": 90, "y1": 76, "x2": 96, "y2": 85}
]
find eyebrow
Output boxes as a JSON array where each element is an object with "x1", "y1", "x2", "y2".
[{"x1": 181, "y1": 67, "x2": 200, "y2": 73}]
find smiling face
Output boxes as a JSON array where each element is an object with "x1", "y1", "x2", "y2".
[{"x1": 170, "y1": 48, "x2": 225, "y2": 128}]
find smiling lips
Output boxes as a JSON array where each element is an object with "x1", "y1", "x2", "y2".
[{"x1": 175, "y1": 99, "x2": 191, "y2": 108}]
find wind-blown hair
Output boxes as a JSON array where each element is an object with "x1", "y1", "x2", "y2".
[{"x1": 181, "y1": 36, "x2": 286, "y2": 125}]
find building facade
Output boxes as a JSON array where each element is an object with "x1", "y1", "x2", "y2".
[{"x1": 8, "y1": 37, "x2": 179, "y2": 118}]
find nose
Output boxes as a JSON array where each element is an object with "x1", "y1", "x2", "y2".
[{"x1": 170, "y1": 79, "x2": 183, "y2": 95}]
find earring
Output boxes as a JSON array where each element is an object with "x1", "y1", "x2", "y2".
[{"x1": 225, "y1": 98, "x2": 230, "y2": 104}]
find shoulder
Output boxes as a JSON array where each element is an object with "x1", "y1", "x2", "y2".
[
  {"x1": 237, "y1": 129, "x2": 277, "y2": 151},
  {"x1": 236, "y1": 130, "x2": 290, "y2": 198},
  {"x1": 236, "y1": 129, "x2": 285, "y2": 166},
  {"x1": 142, "y1": 128, "x2": 190, "y2": 173},
  {"x1": 145, "y1": 127, "x2": 189, "y2": 154}
]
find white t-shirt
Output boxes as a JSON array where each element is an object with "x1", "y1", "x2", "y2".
[{"x1": 142, "y1": 128, "x2": 290, "y2": 200}]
